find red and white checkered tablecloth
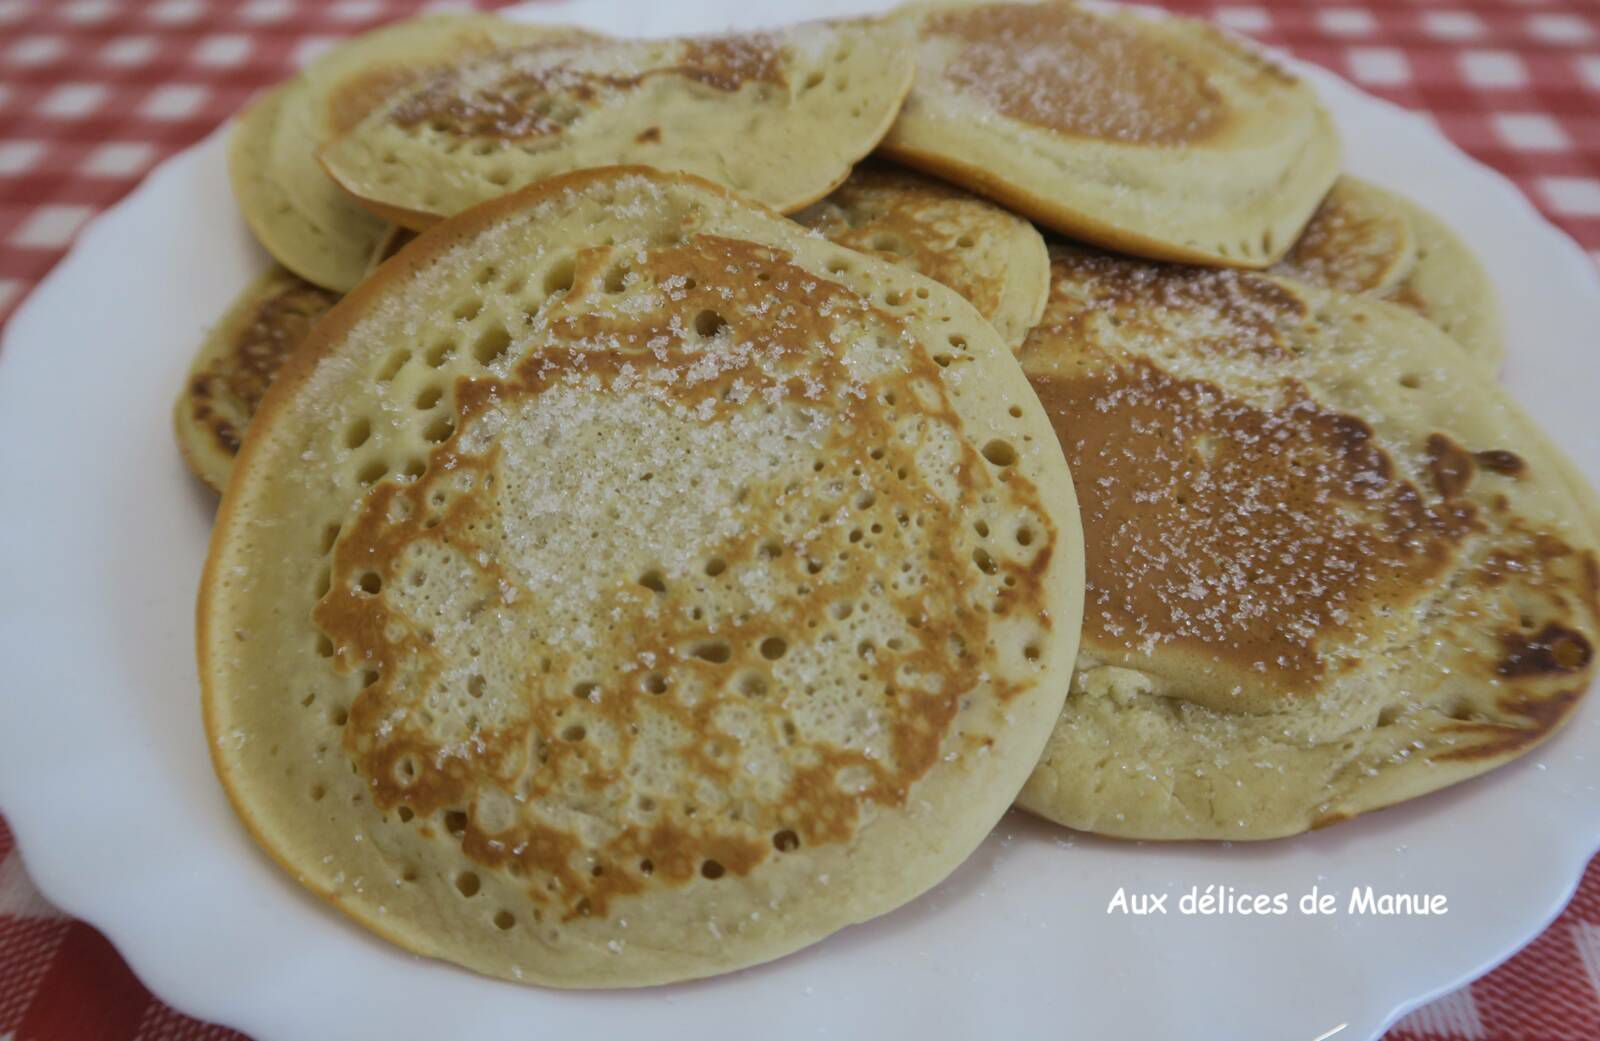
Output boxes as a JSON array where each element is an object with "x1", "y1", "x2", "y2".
[{"x1": 2, "y1": 1, "x2": 1599, "y2": 1038}]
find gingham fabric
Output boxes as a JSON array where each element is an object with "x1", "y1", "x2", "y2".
[{"x1": 1, "y1": 1, "x2": 1598, "y2": 1038}]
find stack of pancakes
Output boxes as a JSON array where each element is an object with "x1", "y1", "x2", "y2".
[{"x1": 183, "y1": 2, "x2": 1598, "y2": 987}]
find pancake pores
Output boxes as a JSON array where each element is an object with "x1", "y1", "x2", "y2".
[
  {"x1": 229, "y1": 14, "x2": 565, "y2": 292},
  {"x1": 1016, "y1": 245, "x2": 1598, "y2": 839},
  {"x1": 318, "y1": 20, "x2": 916, "y2": 227},
  {"x1": 791, "y1": 161, "x2": 1050, "y2": 351},
  {"x1": 880, "y1": 1, "x2": 1340, "y2": 268},
  {"x1": 200, "y1": 169, "x2": 1083, "y2": 986},
  {"x1": 174, "y1": 231, "x2": 421, "y2": 494}
]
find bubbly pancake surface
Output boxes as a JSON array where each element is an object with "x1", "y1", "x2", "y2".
[
  {"x1": 791, "y1": 161, "x2": 1049, "y2": 350},
  {"x1": 200, "y1": 169, "x2": 1082, "y2": 986},
  {"x1": 175, "y1": 266, "x2": 338, "y2": 492},
  {"x1": 230, "y1": 13, "x2": 550, "y2": 292},
  {"x1": 1273, "y1": 177, "x2": 1504, "y2": 366},
  {"x1": 318, "y1": 20, "x2": 914, "y2": 226},
  {"x1": 880, "y1": 1, "x2": 1340, "y2": 268},
  {"x1": 929, "y1": 3, "x2": 1224, "y2": 145},
  {"x1": 1016, "y1": 244, "x2": 1597, "y2": 839}
]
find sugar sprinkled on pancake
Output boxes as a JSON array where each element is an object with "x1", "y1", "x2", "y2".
[
  {"x1": 791, "y1": 161, "x2": 1049, "y2": 350},
  {"x1": 200, "y1": 168, "x2": 1084, "y2": 985},
  {"x1": 1016, "y1": 244, "x2": 1596, "y2": 839},
  {"x1": 229, "y1": 14, "x2": 566, "y2": 292},
  {"x1": 880, "y1": 0, "x2": 1340, "y2": 268},
  {"x1": 174, "y1": 230, "x2": 423, "y2": 494},
  {"x1": 1274, "y1": 177, "x2": 1504, "y2": 367},
  {"x1": 319, "y1": 20, "x2": 915, "y2": 227}
]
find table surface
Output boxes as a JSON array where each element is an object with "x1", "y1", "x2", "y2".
[{"x1": 2, "y1": 1, "x2": 1599, "y2": 1038}]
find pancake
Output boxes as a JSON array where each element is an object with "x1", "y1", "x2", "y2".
[
  {"x1": 791, "y1": 161, "x2": 1049, "y2": 350},
  {"x1": 230, "y1": 14, "x2": 553, "y2": 291},
  {"x1": 878, "y1": 1, "x2": 1340, "y2": 269},
  {"x1": 1016, "y1": 244, "x2": 1598, "y2": 840},
  {"x1": 199, "y1": 167, "x2": 1084, "y2": 985},
  {"x1": 175, "y1": 230, "x2": 423, "y2": 494},
  {"x1": 1273, "y1": 177, "x2": 1504, "y2": 367},
  {"x1": 230, "y1": 86, "x2": 379, "y2": 292},
  {"x1": 174, "y1": 266, "x2": 339, "y2": 492},
  {"x1": 317, "y1": 20, "x2": 915, "y2": 228}
]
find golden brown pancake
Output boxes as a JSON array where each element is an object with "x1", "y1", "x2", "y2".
[
  {"x1": 318, "y1": 20, "x2": 915, "y2": 227},
  {"x1": 1016, "y1": 244, "x2": 1597, "y2": 839},
  {"x1": 879, "y1": 1, "x2": 1340, "y2": 268},
  {"x1": 1273, "y1": 177, "x2": 1504, "y2": 367},
  {"x1": 175, "y1": 229, "x2": 425, "y2": 494},
  {"x1": 199, "y1": 168, "x2": 1084, "y2": 985},
  {"x1": 173, "y1": 266, "x2": 339, "y2": 492},
  {"x1": 229, "y1": 14, "x2": 564, "y2": 292},
  {"x1": 791, "y1": 161, "x2": 1049, "y2": 350}
]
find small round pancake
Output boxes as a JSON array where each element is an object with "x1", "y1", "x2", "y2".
[
  {"x1": 230, "y1": 85, "x2": 381, "y2": 292},
  {"x1": 318, "y1": 20, "x2": 915, "y2": 228},
  {"x1": 304, "y1": 17, "x2": 582, "y2": 144},
  {"x1": 879, "y1": 1, "x2": 1340, "y2": 269},
  {"x1": 174, "y1": 266, "x2": 339, "y2": 492},
  {"x1": 200, "y1": 168, "x2": 1083, "y2": 986},
  {"x1": 1016, "y1": 244, "x2": 1598, "y2": 840},
  {"x1": 791, "y1": 161, "x2": 1049, "y2": 350},
  {"x1": 230, "y1": 14, "x2": 552, "y2": 291},
  {"x1": 1273, "y1": 177, "x2": 1504, "y2": 367}
]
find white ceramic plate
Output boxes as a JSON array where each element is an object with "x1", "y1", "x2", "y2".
[{"x1": 2, "y1": 3, "x2": 1598, "y2": 1039}]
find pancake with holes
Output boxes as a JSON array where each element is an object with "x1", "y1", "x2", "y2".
[
  {"x1": 174, "y1": 231, "x2": 422, "y2": 494},
  {"x1": 1015, "y1": 243, "x2": 1598, "y2": 840},
  {"x1": 317, "y1": 19, "x2": 914, "y2": 228},
  {"x1": 1272, "y1": 177, "x2": 1504, "y2": 368},
  {"x1": 174, "y1": 266, "x2": 339, "y2": 492},
  {"x1": 877, "y1": 0, "x2": 1339, "y2": 269},
  {"x1": 791, "y1": 161, "x2": 1049, "y2": 351},
  {"x1": 200, "y1": 167, "x2": 1083, "y2": 985},
  {"x1": 230, "y1": 13, "x2": 558, "y2": 292}
]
